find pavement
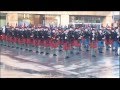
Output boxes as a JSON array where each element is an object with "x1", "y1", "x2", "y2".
[{"x1": 0, "y1": 44, "x2": 119, "y2": 78}]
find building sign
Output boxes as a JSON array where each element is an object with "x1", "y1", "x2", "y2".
[{"x1": 69, "y1": 15, "x2": 104, "y2": 24}]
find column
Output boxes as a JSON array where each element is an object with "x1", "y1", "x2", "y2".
[
  {"x1": 61, "y1": 15, "x2": 69, "y2": 26},
  {"x1": 102, "y1": 12, "x2": 112, "y2": 27}
]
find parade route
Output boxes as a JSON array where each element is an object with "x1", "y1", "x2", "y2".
[
  {"x1": 0, "y1": 11, "x2": 120, "y2": 78},
  {"x1": 0, "y1": 45, "x2": 119, "y2": 78}
]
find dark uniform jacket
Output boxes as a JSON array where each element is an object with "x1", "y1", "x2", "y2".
[
  {"x1": 111, "y1": 32, "x2": 118, "y2": 41},
  {"x1": 97, "y1": 33, "x2": 104, "y2": 41}
]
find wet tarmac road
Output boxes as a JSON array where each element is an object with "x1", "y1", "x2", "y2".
[{"x1": 0, "y1": 45, "x2": 119, "y2": 78}]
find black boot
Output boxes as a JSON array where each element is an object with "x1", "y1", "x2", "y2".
[
  {"x1": 53, "y1": 54, "x2": 57, "y2": 56},
  {"x1": 76, "y1": 52, "x2": 80, "y2": 55},
  {"x1": 46, "y1": 52, "x2": 49, "y2": 55},
  {"x1": 92, "y1": 55, "x2": 96, "y2": 57},
  {"x1": 70, "y1": 51, "x2": 73, "y2": 54},
  {"x1": 59, "y1": 49, "x2": 62, "y2": 52},
  {"x1": 29, "y1": 49, "x2": 32, "y2": 52},
  {"x1": 40, "y1": 52, "x2": 44, "y2": 54},
  {"x1": 86, "y1": 49, "x2": 89, "y2": 51},
  {"x1": 65, "y1": 56, "x2": 69, "y2": 59},
  {"x1": 12, "y1": 46, "x2": 14, "y2": 48},
  {"x1": 106, "y1": 48, "x2": 109, "y2": 50},
  {"x1": 25, "y1": 48, "x2": 28, "y2": 50},
  {"x1": 36, "y1": 51, "x2": 39, "y2": 53},
  {"x1": 16, "y1": 47, "x2": 19, "y2": 49}
]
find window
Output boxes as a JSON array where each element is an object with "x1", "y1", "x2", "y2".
[
  {"x1": 0, "y1": 13, "x2": 6, "y2": 27},
  {"x1": 18, "y1": 14, "x2": 32, "y2": 26},
  {"x1": 45, "y1": 15, "x2": 61, "y2": 26},
  {"x1": 69, "y1": 15, "x2": 105, "y2": 24}
]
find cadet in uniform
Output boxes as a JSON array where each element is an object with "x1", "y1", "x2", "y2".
[
  {"x1": 104, "y1": 28, "x2": 111, "y2": 50},
  {"x1": 97, "y1": 30, "x2": 105, "y2": 53},
  {"x1": 63, "y1": 30, "x2": 71, "y2": 58},
  {"x1": 90, "y1": 29, "x2": 98, "y2": 57},
  {"x1": 73, "y1": 29, "x2": 81, "y2": 54},
  {"x1": 83, "y1": 29, "x2": 90, "y2": 51},
  {"x1": 112, "y1": 28, "x2": 119, "y2": 55}
]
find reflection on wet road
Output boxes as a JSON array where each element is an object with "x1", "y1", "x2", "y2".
[{"x1": 0, "y1": 45, "x2": 119, "y2": 78}]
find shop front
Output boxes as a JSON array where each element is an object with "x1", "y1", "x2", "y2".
[
  {"x1": 18, "y1": 14, "x2": 44, "y2": 27},
  {"x1": 17, "y1": 14, "x2": 61, "y2": 27},
  {"x1": 69, "y1": 15, "x2": 105, "y2": 28}
]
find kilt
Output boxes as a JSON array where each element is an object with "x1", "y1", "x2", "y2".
[
  {"x1": 59, "y1": 40, "x2": 64, "y2": 45},
  {"x1": 74, "y1": 40, "x2": 81, "y2": 47},
  {"x1": 63, "y1": 42, "x2": 71, "y2": 50},
  {"x1": 2, "y1": 34, "x2": 6, "y2": 40},
  {"x1": 98, "y1": 41, "x2": 104, "y2": 47},
  {"x1": 23, "y1": 38, "x2": 27, "y2": 44},
  {"x1": 18, "y1": 38, "x2": 22, "y2": 44},
  {"x1": 90, "y1": 41, "x2": 97, "y2": 48},
  {"x1": 109, "y1": 39, "x2": 113, "y2": 44},
  {"x1": 6, "y1": 36, "x2": 10, "y2": 41},
  {"x1": 50, "y1": 40, "x2": 53, "y2": 48},
  {"x1": 38, "y1": 40, "x2": 41, "y2": 46},
  {"x1": 51, "y1": 41, "x2": 58, "y2": 48},
  {"x1": 7, "y1": 36, "x2": 10, "y2": 42},
  {"x1": 26, "y1": 38, "x2": 31, "y2": 44},
  {"x1": 30, "y1": 38, "x2": 33, "y2": 45},
  {"x1": 105, "y1": 40, "x2": 110, "y2": 45},
  {"x1": 84, "y1": 38, "x2": 90, "y2": 45},
  {"x1": 71, "y1": 40, "x2": 74, "y2": 46},
  {"x1": 14, "y1": 37, "x2": 18, "y2": 43},
  {"x1": 0, "y1": 35, "x2": 2, "y2": 40},
  {"x1": 113, "y1": 41, "x2": 119, "y2": 48},
  {"x1": 33, "y1": 39, "x2": 39, "y2": 46},
  {"x1": 40, "y1": 40, "x2": 44, "y2": 46},
  {"x1": 44, "y1": 40, "x2": 50, "y2": 47},
  {"x1": 9, "y1": 37, "x2": 14, "y2": 43}
]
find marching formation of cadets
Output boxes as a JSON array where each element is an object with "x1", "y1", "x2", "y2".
[{"x1": 0, "y1": 24, "x2": 120, "y2": 59}]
